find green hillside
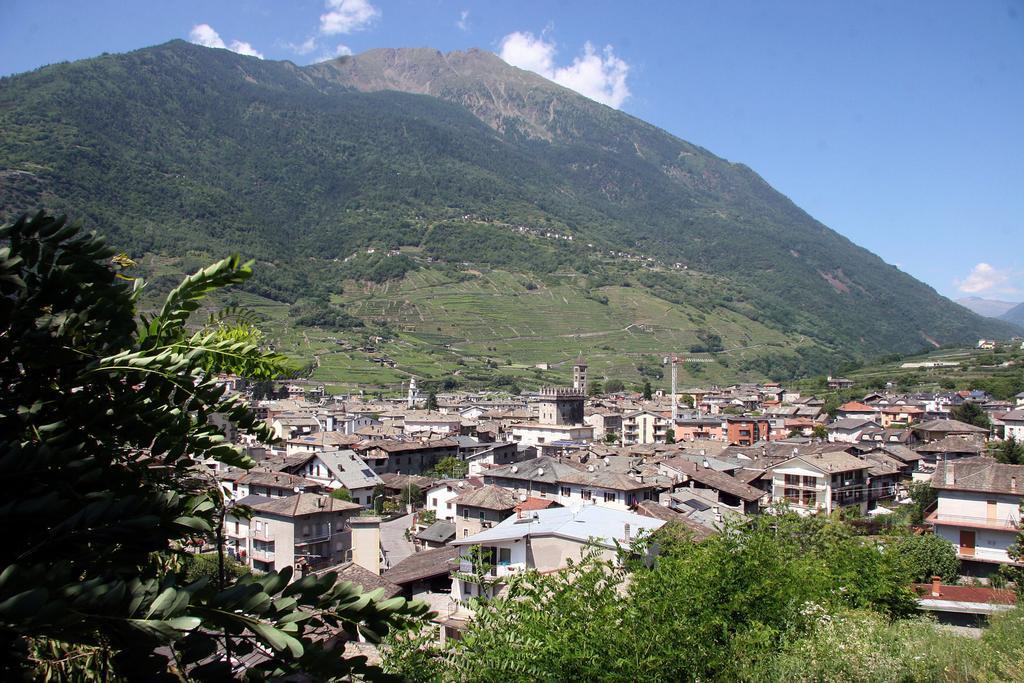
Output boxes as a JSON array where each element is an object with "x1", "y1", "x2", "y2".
[{"x1": 0, "y1": 40, "x2": 1016, "y2": 390}]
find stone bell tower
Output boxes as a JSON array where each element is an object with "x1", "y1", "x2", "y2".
[{"x1": 572, "y1": 353, "x2": 588, "y2": 395}]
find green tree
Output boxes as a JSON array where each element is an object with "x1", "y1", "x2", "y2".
[
  {"x1": 642, "y1": 380, "x2": 652, "y2": 400},
  {"x1": 1001, "y1": 502, "x2": 1024, "y2": 600},
  {"x1": 665, "y1": 428, "x2": 676, "y2": 444},
  {"x1": 891, "y1": 533, "x2": 960, "y2": 583},
  {"x1": 588, "y1": 380, "x2": 603, "y2": 397},
  {"x1": 604, "y1": 379, "x2": 625, "y2": 393},
  {"x1": 906, "y1": 480, "x2": 938, "y2": 524},
  {"x1": 952, "y1": 401, "x2": 992, "y2": 430},
  {"x1": 432, "y1": 456, "x2": 468, "y2": 479},
  {"x1": 0, "y1": 212, "x2": 429, "y2": 680},
  {"x1": 422, "y1": 514, "x2": 916, "y2": 681},
  {"x1": 400, "y1": 483, "x2": 422, "y2": 508},
  {"x1": 812, "y1": 424, "x2": 829, "y2": 440},
  {"x1": 994, "y1": 436, "x2": 1024, "y2": 465},
  {"x1": 330, "y1": 487, "x2": 353, "y2": 501},
  {"x1": 425, "y1": 391, "x2": 438, "y2": 411}
]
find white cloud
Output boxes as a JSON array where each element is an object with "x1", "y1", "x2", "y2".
[
  {"x1": 228, "y1": 40, "x2": 263, "y2": 59},
  {"x1": 288, "y1": 36, "x2": 319, "y2": 55},
  {"x1": 315, "y1": 43, "x2": 353, "y2": 63},
  {"x1": 456, "y1": 10, "x2": 470, "y2": 32},
  {"x1": 498, "y1": 31, "x2": 630, "y2": 108},
  {"x1": 320, "y1": 0, "x2": 379, "y2": 35},
  {"x1": 189, "y1": 24, "x2": 263, "y2": 59},
  {"x1": 956, "y1": 262, "x2": 1019, "y2": 295},
  {"x1": 189, "y1": 24, "x2": 226, "y2": 49}
]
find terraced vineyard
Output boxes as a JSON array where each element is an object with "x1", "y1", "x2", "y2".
[{"x1": 226, "y1": 266, "x2": 808, "y2": 393}]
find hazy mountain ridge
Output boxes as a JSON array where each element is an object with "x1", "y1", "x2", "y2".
[
  {"x1": 956, "y1": 296, "x2": 1020, "y2": 319},
  {"x1": 0, "y1": 40, "x2": 1017, "y2": 379}
]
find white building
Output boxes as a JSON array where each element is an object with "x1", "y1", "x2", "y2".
[
  {"x1": 449, "y1": 505, "x2": 664, "y2": 602},
  {"x1": 286, "y1": 449, "x2": 383, "y2": 506},
  {"x1": 928, "y1": 459, "x2": 1022, "y2": 565},
  {"x1": 1002, "y1": 408, "x2": 1024, "y2": 441},
  {"x1": 768, "y1": 451, "x2": 871, "y2": 515}
]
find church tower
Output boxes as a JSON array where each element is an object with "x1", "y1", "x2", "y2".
[{"x1": 572, "y1": 353, "x2": 588, "y2": 395}]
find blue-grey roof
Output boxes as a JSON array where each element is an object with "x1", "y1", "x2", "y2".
[{"x1": 451, "y1": 504, "x2": 664, "y2": 548}]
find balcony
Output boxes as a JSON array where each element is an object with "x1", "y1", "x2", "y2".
[
  {"x1": 294, "y1": 532, "x2": 331, "y2": 546},
  {"x1": 251, "y1": 547, "x2": 274, "y2": 561},
  {"x1": 926, "y1": 511, "x2": 1019, "y2": 531},
  {"x1": 251, "y1": 529, "x2": 273, "y2": 542},
  {"x1": 458, "y1": 560, "x2": 526, "y2": 578}
]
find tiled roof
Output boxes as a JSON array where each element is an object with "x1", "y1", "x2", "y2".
[
  {"x1": 245, "y1": 492, "x2": 361, "y2": 517},
  {"x1": 660, "y1": 457, "x2": 767, "y2": 502},
  {"x1": 383, "y1": 546, "x2": 460, "y2": 585},
  {"x1": 451, "y1": 484, "x2": 518, "y2": 511},
  {"x1": 931, "y1": 458, "x2": 1024, "y2": 495},
  {"x1": 317, "y1": 562, "x2": 402, "y2": 599},
  {"x1": 914, "y1": 419, "x2": 989, "y2": 434}
]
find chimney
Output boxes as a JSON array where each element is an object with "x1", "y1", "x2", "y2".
[
  {"x1": 945, "y1": 463, "x2": 955, "y2": 486},
  {"x1": 713, "y1": 505, "x2": 722, "y2": 524},
  {"x1": 624, "y1": 523, "x2": 631, "y2": 542},
  {"x1": 350, "y1": 516, "x2": 382, "y2": 575},
  {"x1": 702, "y1": 458, "x2": 710, "y2": 469},
  {"x1": 1012, "y1": 477, "x2": 1018, "y2": 493},
  {"x1": 931, "y1": 575, "x2": 941, "y2": 598}
]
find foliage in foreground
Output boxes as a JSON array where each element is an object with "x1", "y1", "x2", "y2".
[
  {"x1": 385, "y1": 514, "x2": 926, "y2": 682},
  {"x1": 385, "y1": 514, "x2": 1023, "y2": 682},
  {"x1": 0, "y1": 212, "x2": 429, "y2": 680}
]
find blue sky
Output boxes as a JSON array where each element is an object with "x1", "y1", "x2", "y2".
[{"x1": 2, "y1": 0, "x2": 1022, "y2": 301}]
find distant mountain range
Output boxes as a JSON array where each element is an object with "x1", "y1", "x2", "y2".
[
  {"x1": 955, "y1": 296, "x2": 1021, "y2": 319},
  {"x1": 1001, "y1": 302, "x2": 1024, "y2": 327},
  {"x1": 0, "y1": 40, "x2": 1018, "y2": 382}
]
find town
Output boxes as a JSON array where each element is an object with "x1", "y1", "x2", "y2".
[{"x1": 203, "y1": 350, "x2": 1024, "y2": 648}]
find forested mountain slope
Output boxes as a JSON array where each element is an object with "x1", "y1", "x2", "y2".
[{"x1": 0, "y1": 40, "x2": 1016, "y2": 383}]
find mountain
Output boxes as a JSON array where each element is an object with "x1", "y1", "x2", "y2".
[
  {"x1": 956, "y1": 296, "x2": 1020, "y2": 319},
  {"x1": 1002, "y1": 302, "x2": 1024, "y2": 327},
  {"x1": 0, "y1": 41, "x2": 1017, "y2": 386}
]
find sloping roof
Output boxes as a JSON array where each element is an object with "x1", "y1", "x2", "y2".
[
  {"x1": 914, "y1": 435, "x2": 986, "y2": 455},
  {"x1": 914, "y1": 419, "x2": 989, "y2": 434},
  {"x1": 451, "y1": 484, "x2": 518, "y2": 511},
  {"x1": 415, "y1": 520, "x2": 456, "y2": 544},
  {"x1": 383, "y1": 546, "x2": 460, "y2": 585},
  {"x1": 1001, "y1": 408, "x2": 1024, "y2": 422},
  {"x1": 771, "y1": 451, "x2": 871, "y2": 475},
  {"x1": 312, "y1": 449, "x2": 382, "y2": 489},
  {"x1": 317, "y1": 562, "x2": 402, "y2": 599},
  {"x1": 235, "y1": 470, "x2": 321, "y2": 490},
  {"x1": 830, "y1": 418, "x2": 880, "y2": 430},
  {"x1": 931, "y1": 458, "x2": 1024, "y2": 495},
  {"x1": 515, "y1": 497, "x2": 557, "y2": 512},
  {"x1": 378, "y1": 473, "x2": 438, "y2": 491},
  {"x1": 839, "y1": 402, "x2": 877, "y2": 412},
  {"x1": 246, "y1": 492, "x2": 361, "y2": 517},
  {"x1": 451, "y1": 505, "x2": 665, "y2": 548},
  {"x1": 485, "y1": 456, "x2": 654, "y2": 491},
  {"x1": 362, "y1": 438, "x2": 459, "y2": 454},
  {"x1": 634, "y1": 501, "x2": 715, "y2": 541},
  {"x1": 660, "y1": 458, "x2": 767, "y2": 502}
]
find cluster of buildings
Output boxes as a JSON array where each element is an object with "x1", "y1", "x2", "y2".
[{"x1": 200, "y1": 361, "x2": 1023, "y2": 641}]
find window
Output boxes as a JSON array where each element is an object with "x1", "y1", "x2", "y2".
[
  {"x1": 784, "y1": 474, "x2": 800, "y2": 486},
  {"x1": 604, "y1": 491, "x2": 617, "y2": 503},
  {"x1": 302, "y1": 524, "x2": 311, "y2": 537},
  {"x1": 784, "y1": 487, "x2": 800, "y2": 503},
  {"x1": 432, "y1": 497, "x2": 438, "y2": 507},
  {"x1": 560, "y1": 486, "x2": 571, "y2": 497},
  {"x1": 802, "y1": 476, "x2": 816, "y2": 487},
  {"x1": 478, "y1": 510, "x2": 485, "y2": 520},
  {"x1": 463, "y1": 508, "x2": 470, "y2": 520},
  {"x1": 498, "y1": 547, "x2": 512, "y2": 565},
  {"x1": 537, "y1": 437, "x2": 545, "y2": 444},
  {"x1": 462, "y1": 582, "x2": 472, "y2": 595},
  {"x1": 582, "y1": 489, "x2": 592, "y2": 500},
  {"x1": 463, "y1": 529, "x2": 469, "y2": 537},
  {"x1": 446, "y1": 502, "x2": 452, "y2": 509}
]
